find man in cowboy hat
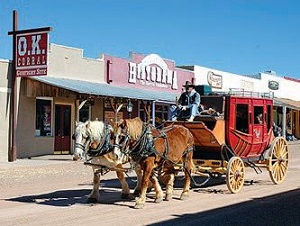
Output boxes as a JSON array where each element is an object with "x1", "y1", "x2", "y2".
[{"x1": 172, "y1": 81, "x2": 201, "y2": 122}]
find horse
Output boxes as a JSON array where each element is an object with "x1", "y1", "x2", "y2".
[
  {"x1": 72, "y1": 120, "x2": 143, "y2": 203},
  {"x1": 112, "y1": 117, "x2": 195, "y2": 209}
]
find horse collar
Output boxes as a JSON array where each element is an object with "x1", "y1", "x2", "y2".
[{"x1": 88, "y1": 123, "x2": 113, "y2": 157}]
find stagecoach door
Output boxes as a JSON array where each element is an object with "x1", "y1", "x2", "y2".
[{"x1": 54, "y1": 105, "x2": 71, "y2": 154}]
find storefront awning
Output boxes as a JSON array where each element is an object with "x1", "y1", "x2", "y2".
[
  {"x1": 274, "y1": 97, "x2": 300, "y2": 110},
  {"x1": 30, "y1": 76, "x2": 177, "y2": 103}
]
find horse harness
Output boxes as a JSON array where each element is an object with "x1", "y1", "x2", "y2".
[
  {"x1": 121, "y1": 124, "x2": 194, "y2": 167},
  {"x1": 87, "y1": 123, "x2": 113, "y2": 157},
  {"x1": 74, "y1": 123, "x2": 113, "y2": 159}
]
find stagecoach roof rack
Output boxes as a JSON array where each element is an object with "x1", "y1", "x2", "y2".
[
  {"x1": 228, "y1": 88, "x2": 274, "y2": 98},
  {"x1": 208, "y1": 88, "x2": 274, "y2": 99}
]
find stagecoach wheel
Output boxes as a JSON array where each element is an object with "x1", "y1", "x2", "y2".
[
  {"x1": 268, "y1": 137, "x2": 289, "y2": 184},
  {"x1": 226, "y1": 157, "x2": 245, "y2": 194}
]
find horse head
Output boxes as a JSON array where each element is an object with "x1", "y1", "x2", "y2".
[
  {"x1": 111, "y1": 117, "x2": 145, "y2": 159},
  {"x1": 72, "y1": 121, "x2": 91, "y2": 160}
]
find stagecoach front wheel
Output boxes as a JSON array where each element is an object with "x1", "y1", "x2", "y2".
[
  {"x1": 268, "y1": 137, "x2": 289, "y2": 184},
  {"x1": 226, "y1": 157, "x2": 245, "y2": 194}
]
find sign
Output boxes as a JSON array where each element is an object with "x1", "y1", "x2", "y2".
[
  {"x1": 207, "y1": 71, "x2": 222, "y2": 89},
  {"x1": 16, "y1": 31, "x2": 49, "y2": 77},
  {"x1": 128, "y1": 54, "x2": 178, "y2": 90},
  {"x1": 104, "y1": 111, "x2": 123, "y2": 122},
  {"x1": 268, "y1": 80, "x2": 279, "y2": 90},
  {"x1": 241, "y1": 80, "x2": 254, "y2": 91}
]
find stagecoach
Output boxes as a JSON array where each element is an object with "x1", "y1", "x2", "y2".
[
  {"x1": 73, "y1": 91, "x2": 289, "y2": 207},
  {"x1": 167, "y1": 92, "x2": 289, "y2": 193}
]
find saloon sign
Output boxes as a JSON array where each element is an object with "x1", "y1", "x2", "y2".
[
  {"x1": 128, "y1": 54, "x2": 178, "y2": 90},
  {"x1": 16, "y1": 31, "x2": 49, "y2": 77}
]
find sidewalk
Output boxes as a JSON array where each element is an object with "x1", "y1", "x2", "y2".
[{"x1": 0, "y1": 154, "x2": 74, "y2": 170}]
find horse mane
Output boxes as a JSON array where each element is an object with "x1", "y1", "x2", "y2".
[
  {"x1": 85, "y1": 120, "x2": 105, "y2": 141},
  {"x1": 124, "y1": 117, "x2": 144, "y2": 140}
]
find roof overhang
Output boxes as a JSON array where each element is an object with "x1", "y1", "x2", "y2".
[
  {"x1": 274, "y1": 97, "x2": 300, "y2": 110},
  {"x1": 29, "y1": 76, "x2": 177, "y2": 103}
]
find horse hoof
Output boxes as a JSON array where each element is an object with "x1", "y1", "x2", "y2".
[
  {"x1": 133, "y1": 190, "x2": 140, "y2": 196},
  {"x1": 121, "y1": 193, "x2": 131, "y2": 199},
  {"x1": 87, "y1": 197, "x2": 98, "y2": 203},
  {"x1": 165, "y1": 194, "x2": 172, "y2": 201},
  {"x1": 134, "y1": 203, "x2": 144, "y2": 209},
  {"x1": 146, "y1": 187, "x2": 153, "y2": 193},
  {"x1": 180, "y1": 194, "x2": 189, "y2": 201},
  {"x1": 155, "y1": 196, "x2": 163, "y2": 203}
]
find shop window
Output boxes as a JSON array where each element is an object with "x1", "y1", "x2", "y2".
[
  {"x1": 155, "y1": 104, "x2": 170, "y2": 127},
  {"x1": 236, "y1": 104, "x2": 248, "y2": 133},
  {"x1": 139, "y1": 108, "x2": 147, "y2": 122},
  {"x1": 79, "y1": 105, "x2": 90, "y2": 122},
  {"x1": 36, "y1": 99, "x2": 52, "y2": 136},
  {"x1": 138, "y1": 101, "x2": 170, "y2": 126}
]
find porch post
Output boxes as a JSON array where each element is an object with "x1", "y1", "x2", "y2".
[{"x1": 282, "y1": 106, "x2": 287, "y2": 138}]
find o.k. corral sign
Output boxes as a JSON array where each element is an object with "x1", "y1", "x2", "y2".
[{"x1": 16, "y1": 31, "x2": 49, "y2": 77}]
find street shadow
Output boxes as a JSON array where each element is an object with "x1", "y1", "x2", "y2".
[
  {"x1": 2, "y1": 174, "x2": 279, "y2": 209},
  {"x1": 149, "y1": 188, "x2": 300, "y2": 226},
  {"x1": 3, "y1": 186, "x2": 135, "y2": 207},
  {"x1": 3, "y1": 177, "x2": 139, "y2": 207},
  {"x1": 3, "y1": 189, "x2": 90, "y2": 206}
]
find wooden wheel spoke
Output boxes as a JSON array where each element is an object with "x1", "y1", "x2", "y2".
[
  {"x1": 274, "y1": 149, "x2": 279, "y2": 158},
  {"x1": 281, "y1": 149, "x2": 288, "y2": 160}
]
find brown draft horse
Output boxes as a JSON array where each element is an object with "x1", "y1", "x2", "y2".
[{"x1": 112, "y1": 117, "x2": 195, "y2": 209}]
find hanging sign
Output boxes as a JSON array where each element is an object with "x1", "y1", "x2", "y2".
[{"x1": 16, "y1": 31, "x2": 49, "y2": 77}]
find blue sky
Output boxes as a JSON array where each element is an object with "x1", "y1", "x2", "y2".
[{"x1": 1, "y1": 0, "x2": 300, "y2": 78}]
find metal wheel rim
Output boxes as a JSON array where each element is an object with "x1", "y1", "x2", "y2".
[
  {"x1": 226, "y1": 157, "x2": 245, "y2": 193},
  {"x1": 268, "y1": 137, "x2": 289, "y2": 184}
]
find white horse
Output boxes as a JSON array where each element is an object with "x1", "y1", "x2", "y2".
[{"x1": 72, "y1": 120, "x2": 142, "y2": 203}]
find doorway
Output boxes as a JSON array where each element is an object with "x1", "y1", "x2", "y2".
[{"x1": 54, "y1": 104, "x2": 71, "y2": 154}]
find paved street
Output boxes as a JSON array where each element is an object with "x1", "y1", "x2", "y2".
[{"x1": 0, "y1": 141, "x2": 299, "y2": 226}]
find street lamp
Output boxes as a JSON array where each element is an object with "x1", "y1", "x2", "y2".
[{"x1": 127, "y1": 99, "x2": 133, "y2": 118}]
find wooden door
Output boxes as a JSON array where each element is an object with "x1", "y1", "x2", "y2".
[{"x1": 54, "y1": 105, "x2": 71, "y2": 154}]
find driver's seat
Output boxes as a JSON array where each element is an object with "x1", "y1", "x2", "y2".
[{"x1": 177, "y1": 109, "x2": 192, "y2": 121}]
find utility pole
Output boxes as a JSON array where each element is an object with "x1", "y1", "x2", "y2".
[{"x1": 7, "y1": 10, "x2": 18, "y2": 161}]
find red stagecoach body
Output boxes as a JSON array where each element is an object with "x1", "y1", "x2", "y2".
[{"x1": 167, "y1": 93, "x2": 288, "y2": 193}]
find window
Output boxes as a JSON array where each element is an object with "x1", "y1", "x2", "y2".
[
  {"x1": 254, "y1": 106, "x2": 263, "y2": 124},
  {"x1": 154, "y1": 104, "x2": 169, "y2": 127},
  {"x1": 236, "y1": 104, "x2": 248, "y2": 133},
  {"x1": 267, "y1": 105, "x2": 272, "y2": 130},
  {"x1": 36, "y1": 99, "x2": 52, "y2": 136},
  {"x1": 79, "y1": 105, "x2": 90, "y2": 122}
]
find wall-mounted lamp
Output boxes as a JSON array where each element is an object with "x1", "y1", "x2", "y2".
[
  {"x1": 127, "y1": 99, "x2": 133, "y2": 118},
  {"x1": 126, "y1": 99, "x2": 133, "y2": 113}
]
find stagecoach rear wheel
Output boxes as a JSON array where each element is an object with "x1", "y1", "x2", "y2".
[
  {"x1": 268, "y1": 137, "x2": 289, "y2": 184},
  {"x1": 226, "y1": 157, "x2": 245, "y2": 194}
]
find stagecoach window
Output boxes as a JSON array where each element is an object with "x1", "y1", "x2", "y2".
[
  {"x1": 236, "y1": 104, "x2": 248, "y2": 133},
  {"x1": 254, "y1": 106, "x2": 264, "y2": 124},
  {"x1": 267, "y1": 105, "x2": 272, "y2": 130},
  {"x1": 36, "y1": 99, "x2": 52, "y2": 136}
]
